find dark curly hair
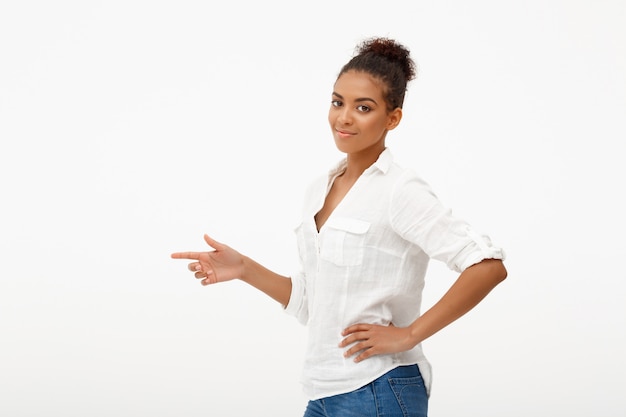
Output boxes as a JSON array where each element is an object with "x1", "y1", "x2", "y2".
[{"x1": 338, "y1": 37, "x2": 417, "y2": 111}]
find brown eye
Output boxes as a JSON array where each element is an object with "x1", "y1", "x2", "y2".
[
  {"x1": 357, "y1": 105, "x2": 371, "y2": 112},
  {"x1": 331, "y1": 100, "x2": 343, "y2": 107}
]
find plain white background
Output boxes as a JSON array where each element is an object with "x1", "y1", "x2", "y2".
[{"x1": 1, "y1": 1, "x2": 624, "y2": 416}]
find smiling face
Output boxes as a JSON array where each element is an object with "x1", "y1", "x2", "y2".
[{"x1": 328, "y1": 70, "x2": 402, "y2": 158}]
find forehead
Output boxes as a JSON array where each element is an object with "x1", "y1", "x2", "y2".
[{"x1": 333, "y1": 70, "x2": 386, "y2": 100}]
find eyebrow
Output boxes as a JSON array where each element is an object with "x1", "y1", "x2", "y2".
[{"x1": 332, "y1": 92, "x2": 378, "y2": 105}]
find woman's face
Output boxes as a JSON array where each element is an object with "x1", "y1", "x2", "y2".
[{"x1": 328, "y1": 70, "x2": 401, "y2": 156}]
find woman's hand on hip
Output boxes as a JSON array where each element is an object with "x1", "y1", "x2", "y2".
[{"x1": 339, "y1": 323, "x2": 417, "y2": 363}]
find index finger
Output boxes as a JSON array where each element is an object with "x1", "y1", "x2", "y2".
[
  {"x1": 171, "y1": 251, "x2": 202, "y2": 260},
  {"x1": 342, "y1": 323, "x2": 371, "y2": 336}
]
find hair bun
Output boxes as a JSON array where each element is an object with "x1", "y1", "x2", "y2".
[{"x1": 356, "y1": 37, "x2": 416, "y2": 82}]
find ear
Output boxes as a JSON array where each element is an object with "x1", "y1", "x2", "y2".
[{"x1": 386, "y1": 107, "x2": 403, "y2": 130}]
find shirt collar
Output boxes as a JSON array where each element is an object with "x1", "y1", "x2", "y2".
[
  {"x1": 371, "y1": 147, "x2": 393, "y2": 174},
  {"x1": 328, "y1": 148, "x2": 394, "y2": 178}
]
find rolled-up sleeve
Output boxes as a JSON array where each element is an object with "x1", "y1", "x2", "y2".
[
  {"x1": 451, "y1": 226, "x2": 506, "y2": 271},
  {"x1": 390, "y1": 171, "x2": 505, "y2": 273},
  {"x1": 284, "y1": 270, "x2": 309, "y2": 325}
]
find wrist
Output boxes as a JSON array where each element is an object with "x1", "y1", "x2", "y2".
[
  {"x1": 408, "y1": 320, "x2": 425, "y2": 347},
  {"x1": 239, "y1": 255, "x2": 252, "y2": 282}
]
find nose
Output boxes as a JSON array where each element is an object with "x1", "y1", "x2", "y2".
[{"x1": 337, "y1": 107, "x2": 353, "y2": 125}]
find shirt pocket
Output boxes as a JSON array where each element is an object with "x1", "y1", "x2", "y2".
[{"x1": 320, "y1": 217, "x2": 370, "y2": 266}]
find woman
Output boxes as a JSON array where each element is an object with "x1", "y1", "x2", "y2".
[{"x1": 172, "y1": 37, "x2": 507, "y2": 417}]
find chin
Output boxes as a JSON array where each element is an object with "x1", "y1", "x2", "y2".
[{"x1": 333, "y1": 138, "x2": 353, "y2": 154}]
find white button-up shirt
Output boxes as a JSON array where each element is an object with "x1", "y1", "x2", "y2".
[{"x1": 285, "y1": 148, "x2": 505, "y2": 400}]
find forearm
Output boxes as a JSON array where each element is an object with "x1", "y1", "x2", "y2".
[
  {"x1": 409, "y1": 258, "x2": 507, "y2": 345},
  {"x1": 240, "y1": 256, "x2": 293, "y2": 306}
]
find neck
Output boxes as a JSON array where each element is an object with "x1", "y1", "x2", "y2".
[{"x1": 343, "y1": 145, "x2": 386, "y2": 180}]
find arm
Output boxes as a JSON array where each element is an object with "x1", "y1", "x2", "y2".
[
  {"x1": 340, "y1": 258, "x2": 507, "y2": 362},
  {"x1": 171, "y1": 234, "x2": 292, "y2": 306}
]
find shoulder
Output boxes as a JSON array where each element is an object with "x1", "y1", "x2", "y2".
[
  {"x1": 381, "y1": 150, "x2": 435, "y2": 190},
  {"x1": 385, "y1": 164, "x2": 445, "y2": 222},
  {"x1": 382, "y1": 162, "x2": 435, "y2": 197}
]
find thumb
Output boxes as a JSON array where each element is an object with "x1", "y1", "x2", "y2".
[{"x1": 203, "y1": 234, "x2": 225, "y2": 251}]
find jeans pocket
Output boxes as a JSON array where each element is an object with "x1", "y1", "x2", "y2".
[{"x1": 388, "y1": 376, "x2": 428, "y2": 417}]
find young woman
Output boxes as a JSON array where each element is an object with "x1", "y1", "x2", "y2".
[{"x1": 172, "y1": 37, "x2": 507, "y2": 417}]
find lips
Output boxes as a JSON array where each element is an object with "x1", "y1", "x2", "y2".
[{"x1": 336, "y1": 128, "x2": 356, "y2": 139}]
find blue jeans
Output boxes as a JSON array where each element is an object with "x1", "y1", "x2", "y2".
[{"x1": 302, "y1": 365, "x2": 428, "y2": 417}]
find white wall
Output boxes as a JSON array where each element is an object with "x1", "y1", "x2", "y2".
[{"x1": 1, "y1": 1, "x2": 624, "y2": 416}]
